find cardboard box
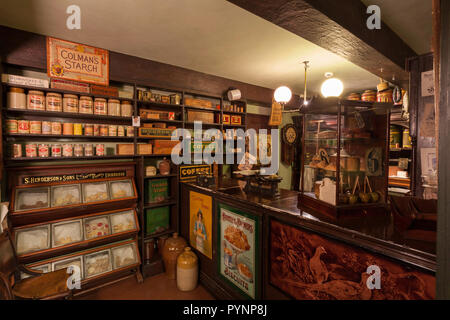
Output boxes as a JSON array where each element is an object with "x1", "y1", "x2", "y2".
[
  {"x1": 3, "y1": 74, "x2": 49, "y2": 88},
  {"x1": 184, "y1": 97, "x2": 212, "y2": 109},
  {"x1": 187, "y1": 110, "x2": 214, "y2": 123},
  {"x1": 90, "y1": 85, "x2": 119, "y2": 97},
  {"x1": 116, "y1": 144, "x2": 134, "y2": 155},
  {"x1": 153, "y1": 140, "x2": 180, "y2": 154},
  {"x1": 231, "y1": 115, "x2": 242, "y2": 125},
  {"x1": 51, "y1": 78, "x2": 89, "y2": 93},
  {"x1": 137, "y1": 144, "x2": 152, "y2": 155},
  {"x1": 139, "y1": 127, "x2": 175, "y2": 138},
  {"x1": 222, "y1": 114, "x2": 231, "y2": 124},
  {"x1": 145, "y1": 206, "x2": 170, "y2": 235}
]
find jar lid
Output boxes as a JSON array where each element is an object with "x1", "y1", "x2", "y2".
[
  {"x1": 29, "y1": 90, "x2": 44, "y2": 95},
  {"x1": 80, "y1": 95, "x2": 93, "y2": 100},
  {"x1": 64, "y1": 94, "x2": 78, "y2": 98},
  {"x1": 9, "y1": 87, "x2": 25, "y2": 93},
  {"x1": 94, "y1": 97, "x2": 107, "y2": 101},
  {"x1": 108, "y1": 99, "x2": 120, "y2": 103},
  {"x1": 47, "y1": 92, "x2": 62, "y2": 97},
  {"x1": 121, "y1": 100, "x2": 132, "y2": 105}
]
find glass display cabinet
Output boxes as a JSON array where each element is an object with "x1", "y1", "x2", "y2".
[{"x1": 298, "y1": 99, "x2": 391, "y2": 218}]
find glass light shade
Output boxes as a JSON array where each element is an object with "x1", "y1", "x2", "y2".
[
  {"x1": 274, "y1": 86, "x2": 292, "y2": 103},
  {"x1": 321, "y1": 78, "x2": 344, "y2": 97}
]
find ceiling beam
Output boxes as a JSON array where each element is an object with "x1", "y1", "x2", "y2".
[{"x1": 227, "y1": 0, "x2": 416, "y2": 86}]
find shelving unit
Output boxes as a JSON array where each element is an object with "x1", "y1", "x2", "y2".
[{"x1": 1, "y1": 66, "x2": 248, "y2": 281}]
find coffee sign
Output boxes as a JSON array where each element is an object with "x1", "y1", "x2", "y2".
[{"x1": 47, "y1": 37, "x2": 109, "y2": 86}]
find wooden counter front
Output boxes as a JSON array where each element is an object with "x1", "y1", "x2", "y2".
[{"x1": 180, "y1": 180, "x2": 436, "y2": 300}]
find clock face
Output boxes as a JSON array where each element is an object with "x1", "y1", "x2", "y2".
[{"x1": 283, "y1": 125, "x2": 297, "y2": 145}]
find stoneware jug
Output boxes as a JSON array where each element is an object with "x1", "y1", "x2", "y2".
[
  {"x1": 162, "y1": 232, "x2": 187, "y2": 279},
  {"x1": 177, "y1": 247, "x2": 198, "y2": 291}
]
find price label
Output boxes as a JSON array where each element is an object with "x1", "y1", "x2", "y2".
[{"x1": 132, "y1": 116, "x2": 140, "y2": 127}]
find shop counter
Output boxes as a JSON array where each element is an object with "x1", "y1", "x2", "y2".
[{"x1": 180, "y1": 180, "x2": 436, "y2": 300}]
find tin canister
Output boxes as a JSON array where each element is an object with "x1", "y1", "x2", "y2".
[
  {"x1": 63, "y1": 94, "x2": 78, "y2": 113},
  {"x1": 79, "y1": 96, "x2": 93, "y2": 114},
  {"x1": 84, "y1": 124, "x2": 93, "y2": 136},
  {"x1": 108, "y1": 99, "x2": 121, "y2": 116},
  {"x1": 95, "y1": 144, "x2": 105, "y2": 156},
  {"x1": 93, "y1": 124, "x2": 100, "y2": 136},
  {"x1": 117, "y1": 125, "x2": 125, "y2": 137},
  {"x1": 46, "y1": 93, "x2": 62, "y2": 112},
  {"x1": 12, "y1": 144, "x2": 22, "y2": 158},
  {"x1": 25, "y1": 144, "x2": 37, "y2": 157},
  {"x1": 27, "y1": 90, "x2": 45, "y2": 110},
  {"x1": 38, "y1": 144, "x2": 49, "y2": 157},
  {"x1": 30, "y1": 121, "x2": 42, "y2": 134},
  {"x1": 108, "y1": 125, "x2": 117, "y2": 136},
  {"x1": 63, "y1": 123, "x2": 74, "y2": 135},
  {"x1": 51, "y1": 144, "x2": 62, "y2": 157},
  {"x1": 121, "y1": 101, "x2": 133, "y2": 117},
  {"x1": 18, "y1": 120, "x2": 30, "y2": 134},
  {"x1": 100, "y1": 125, "x2": 108, "y2": 136},
  {"x1": 94, "y1": 98, "x2": 107, "y2": 115},
  {"x1": 126, "y1": 126, "x2": 134, "y2": 137},
  {"x1": 63, "y1": 144, "x2": 73, "y2": 157},
  {"x1": 74, "y1": 123, "x2": 83, "y2": 135},
  {"x1": 402, "y1": 128, "x2": 412, "y2": 149},
  {"x1": 41, "y1": 121, "x2": 51, "y2": 135},
  {"x1": 390, "y1": 125, "x2": 401, "y2": 149},
  {"x1": 84, "y1": 144, "x2": 93, "y2": 156},
  {"x1": 74, "y1": 144, "x2": 83, "y2": 157},
  {"x1": 51, "y1": 122, "x2": 62, "y2": 135},
  {"x1": 6, "y1": 119, "x2": 18, "y2": 134}
]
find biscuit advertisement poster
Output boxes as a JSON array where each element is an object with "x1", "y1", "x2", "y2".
[{"x1": 218, "y1": 203, "x2": 258, "y2": 299}]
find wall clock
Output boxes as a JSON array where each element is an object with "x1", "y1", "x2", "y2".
[{"x1": 282, "y1": 124, "x2": 297, "y2": 146}]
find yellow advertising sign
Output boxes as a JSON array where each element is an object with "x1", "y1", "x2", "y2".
[
  {"x1": 47, "y1": 37, "x2": 109, "y2": 86},
  {"x1": 189, "y1": 191, "x2": 212, "y2": 259}
]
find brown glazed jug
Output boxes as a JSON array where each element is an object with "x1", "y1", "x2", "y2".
[
  {"x1": 177, "y1": 247, "x2": 198, "y2": 291},
  {"x1": 162, "y1": 232, "x2": 187, "y2": 279},
  {"x1": 158, "y1": 158, "x2": 171, "y2": 175}
]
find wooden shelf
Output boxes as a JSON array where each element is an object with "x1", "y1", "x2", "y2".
[
  {"x1": 144, "y1": 174, "x2": 177, "y2": 180},
  {"x1": 140, "y1": 119, "x2": 183, "y2": 124},
  {"x1": 3, "y1": 108, "x2": 133, "y2": 123},
  {"x1": 2, "y1": 82, "x2": 134, "y2": 102},
  {"x1": 5, "y1": 155, "x2": 135, "y2": 162},
  {"x1": 5, "y1": 133, "x2": 134, "y2": 141},
  {"x1": 143, "y1": 199, "x2": 177, "y2": 209},
  {"x1": 222, "y1": 110, "x2": 245, "y2": 115}
]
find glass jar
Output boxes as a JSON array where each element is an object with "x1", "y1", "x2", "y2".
[
  {"x1": 46, "y1": 92, "x2": 62, "y2": 112},
  {"x1": 95, "y1": 144, "x2": 105, "y2": 156},
  {"x1": 17, "y1": 120, "x2": 30, "y2": 134},
  {"x1": 27, "y1": 90, "x2": 45, "y2": 110},
  {"x1": 74, "y1": 144, "x2": 83, "y2": 157},
  {"x1": 84, "y1": 124, "x2": 93, "y2": 136},
  {"x1": 63, "y1": 94, "x2": 78, "y2": 113},
  {"x1": 7, "y1": 87, "x2": 26, "y2": 109},
  {"x1": 30, "y1": 121, "x2": 42, "y2": 134},
  {"x1": 62, "y1": 144, "x2": 73, "y2": 157},
  {"x1": 38, "y1": 144, "x2": 49, "y2": 157},
  {"x1": 79, "y1": 96, "x2": 93, "y2": 114},
  {"x1": 42, "y1": 121, "x2": 52, "y2": 134},
  {"x1": 63, "y1": 123, "x2": 74, "y2": 135},
  {"x1": 94, "y1": 98, "x2": 107, "y2": 115},
  {"x1": 121, "y1": 101, "x2": 133, "y2": 117},
  {"x1": 25, "y1": 144, "x2": 37, "y2": 157},
  {"x1": 51, "y1": 122, "x2": 62, "y2": 135},
  {"x1": 6, "y1": 120, "x2": 18, "y2": 134},
  {"x1": 84, "y1": 144, "x2": 93, "y2": 156},
  {"x1": 108, "y1": 99, "x2": 121, "y2": 116},
  {"x1": 51, "y1": 144, "x2": 62, "y2": 157}
]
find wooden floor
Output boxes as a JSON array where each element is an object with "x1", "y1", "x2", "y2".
[{"x1": 75, "y1": 273, "x2": 215, "y2": 300}]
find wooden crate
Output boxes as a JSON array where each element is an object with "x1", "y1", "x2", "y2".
[
  {"x1": 138, "y1": 144, "x2": 152, "y2": 155},
  {"x1": 184, "y1": 98, "x2": 213, "y2": 109},
  {"x1": 153, "y1": 140, "x2": 180, "y2": 154},
  {"x1": 116, "y1": 144, "x2": 134, "y2": 155},
  {"x1": 187, "y1": 110, "x2": 214, "y2": 123}
]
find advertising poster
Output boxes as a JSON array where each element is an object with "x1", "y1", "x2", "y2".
[
  {"x1": 189, "y1": 191, "x2": 212, "y2": 259},
  {"x1": 218, "y1": 202, "x2": 259, "y2": 299},
  {"x1": 47, "y1": 37, "x2": 109, "y2": 85}
]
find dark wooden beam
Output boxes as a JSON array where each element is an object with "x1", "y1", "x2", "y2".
[
  {"x1": 0, "y1": 25, "x2": 285, "y2": 106},
  {"x1": 436, "y1": 0, "x2": 450, "y2": 300},
  {"x1": 227, "y1": 0, "x2": 416, "y2": 86}
]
